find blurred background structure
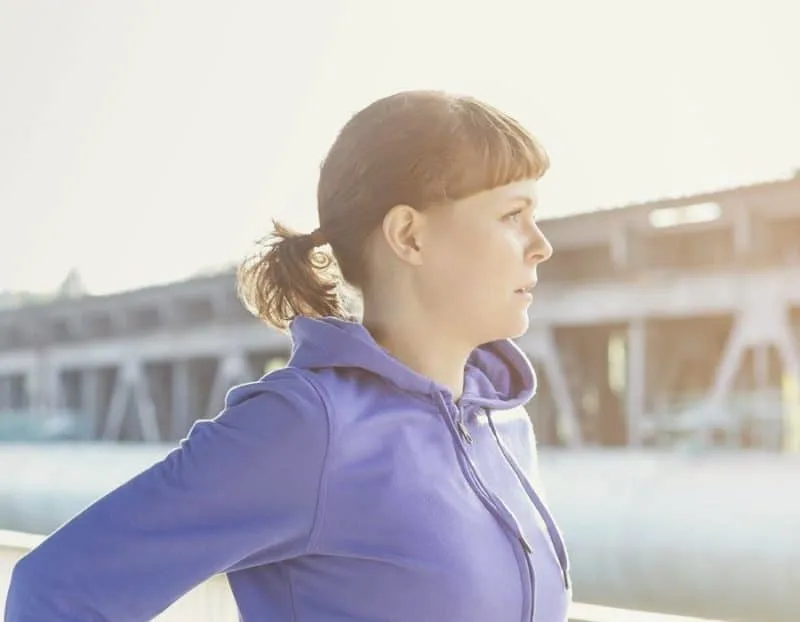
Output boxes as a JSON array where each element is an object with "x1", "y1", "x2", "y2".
[
  {"x1": 2, "y1": 174, "x2": 799, "y2": 451},
  {"x1": 2, "y1": 176, "x2": 799, "y2": 622},
  {"x1": 1, "y1": 1, "x2": 799, "y2": 621}
]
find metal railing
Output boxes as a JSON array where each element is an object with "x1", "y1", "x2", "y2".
[{"x1": 569, "y1": 602, "x2": 729, "y2": 622}]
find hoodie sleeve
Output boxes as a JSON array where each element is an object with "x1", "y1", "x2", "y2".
[{"x1": 4, "y1": 368, "x2": 331, "y2": 622}]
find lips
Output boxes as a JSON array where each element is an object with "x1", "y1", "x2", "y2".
[{"x1": 514, "y1": 282, "x2": 536, "y2": 294}]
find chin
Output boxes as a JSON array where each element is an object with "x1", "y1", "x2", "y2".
[
  {"x1": 507, "y1": 314, "x2": 531, "y2": 340},
  {"x1": 476, "y1": 313, "x2": 530, "y2": 344}
]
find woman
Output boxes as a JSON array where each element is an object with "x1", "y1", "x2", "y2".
[{"x1": 6, "y1": 90, "x2": 571, "y2": 621}]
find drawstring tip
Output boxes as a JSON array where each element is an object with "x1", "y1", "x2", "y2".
[{"x1": 457, "y1": 419, "x2": 473, "y2": 444}]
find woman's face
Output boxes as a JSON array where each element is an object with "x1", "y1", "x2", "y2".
[{"x1": 416, "y1": 178, "x2": 553, "y2": 345}]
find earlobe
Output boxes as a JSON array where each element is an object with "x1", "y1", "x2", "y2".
[{"x1": 381, "y1": 204, "x2": 425, "y2": 265}]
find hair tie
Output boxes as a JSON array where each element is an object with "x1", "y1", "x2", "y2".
[{"x1": 308, "y1": 228, "x2": 327, "y2": 247}]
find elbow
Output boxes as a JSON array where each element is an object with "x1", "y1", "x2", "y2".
[
  {"x1": 6, "y1": 549, "x2": 115, "y2": 621},
  {"x1": 5, "y1": 554, "x2": 59, "y2": 620},
  {"x1": 6, "y1": 557, "x2": 36, "y2": 618}
]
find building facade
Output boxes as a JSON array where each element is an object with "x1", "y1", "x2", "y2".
[{"x1": 1, "y1": 175, "x2": 799, "y2": 449}]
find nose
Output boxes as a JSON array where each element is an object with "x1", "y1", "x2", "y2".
[{"x1": 525, "y1": 223, "x2": 553, "y2": 264}]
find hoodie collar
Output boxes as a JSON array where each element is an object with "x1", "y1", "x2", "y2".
[{"x1": 287, "y1": 317, "x2": 535, "y2": 410}]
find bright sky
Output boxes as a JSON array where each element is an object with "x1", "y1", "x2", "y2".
[{"x1": 1, "y1": 0, "x2": 798, "y2": 295}]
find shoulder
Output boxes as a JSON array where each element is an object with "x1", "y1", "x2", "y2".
[
  {"x1": 185, "y1": 367, "x2": 332, "y2": 456},
  {"x1": 223, "y1": 366, "x2": 328, "y2": 415}
]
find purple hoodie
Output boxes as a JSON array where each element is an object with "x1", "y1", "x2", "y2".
[{"x1": 5, "y1": 317, "x2": 571, "y2": 621}]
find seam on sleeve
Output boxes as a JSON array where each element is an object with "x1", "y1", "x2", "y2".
[
  {"x1": 286, "y1": 563, "x2": 300, "y2": 622},
  {"x1": 288, "y1": 368, "x2": 335, "y2": 555}
]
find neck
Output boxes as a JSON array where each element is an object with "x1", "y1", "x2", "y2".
[{"x1": 362, "y1": 300, "x2": 473, "y2": 400}]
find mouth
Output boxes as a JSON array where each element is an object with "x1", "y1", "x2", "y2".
[{"x1": 514, "y1": 282, "x2": 536, "y2": 298}]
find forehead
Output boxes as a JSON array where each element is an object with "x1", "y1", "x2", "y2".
[{"x1": 456, "y1": 178, "x2": 539, "y2": 211}]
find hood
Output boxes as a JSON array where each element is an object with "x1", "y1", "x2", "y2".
[{"x1": 287, "y1": 317, "x2": 536, "y2": 411}]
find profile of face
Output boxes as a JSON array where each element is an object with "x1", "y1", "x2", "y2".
[{"x1": 382, "y1": 178, "x2": 553, "y2": 346}]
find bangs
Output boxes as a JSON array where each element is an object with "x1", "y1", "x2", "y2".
[{"x1": 444, "y1": 97, "x2": 550, "y2": 201}]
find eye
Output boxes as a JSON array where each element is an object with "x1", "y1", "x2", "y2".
[{"x1": 503, "y1": 209, "x2": 524, "y2": 222}]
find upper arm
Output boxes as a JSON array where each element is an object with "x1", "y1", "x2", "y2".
[{"x1": 5, "y1": 368, "x2": 331, "y2": 622}]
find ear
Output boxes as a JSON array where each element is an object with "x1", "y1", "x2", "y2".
[{"x1": 381, "y1": 204, "x2": 426, "y2": 266}]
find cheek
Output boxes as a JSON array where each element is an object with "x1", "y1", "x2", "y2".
[
  {"x1": 432, "y1": 228, "x2": 486, "y2": 272},
  {"x1": 428, "y1": 231, "x2": 515, "y2": 295}
]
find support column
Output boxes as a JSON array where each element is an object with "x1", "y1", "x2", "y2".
[
  {"x1": 11, "y1": 374, "x2": 28, "y2": 409},
  {"x1": 206, "y1": 352, "x2": 250, "y2": 420},
  {"x1": 626, "y1": 319, "x2": 646, "y2": 446},
  {"x1": 521, "y1": 327, "x2": 582, "y2": 447},
  {"x1": 26, "y1": 356, "x2": 61, "y2": 414},
  {"x1": 711, "y1": 284, "x2": 791, "y2": 404},
  {"x1": 171, "y1": 359, "x2": 192, "y2": 440},
  {"x1": 775, "y1": 320, "x2": 800, "y2": 453},
  {"x1": 707, "y1": 278, "x2": 799, "y2": 450},
  {"x1": 103, "y1": 359, "x2": 160, "y2": 442},
  {"x1": 0, "y1": 376, "x2": 11, "y2": 411},
  {"x1": 80, "y1": 368, "x2": 102, "y2": 439},
  {"x1": 709, "y1": 318, "x2": 747, "y2": 406}
]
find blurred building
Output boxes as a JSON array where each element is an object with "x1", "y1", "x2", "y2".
[
  {"x1": 0, "y1": 173, "x2": 798, "y2": 449},
  {"x1": 531, "y1": 172, "x2": 800, "y2": 450}
]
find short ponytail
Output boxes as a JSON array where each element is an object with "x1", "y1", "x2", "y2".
[
  {"x1": 239, "y1": 91, "x2": 548, "y2": 331},
  {"x1": 237, "y1": 219, "x2": 347, "y2": 331}
]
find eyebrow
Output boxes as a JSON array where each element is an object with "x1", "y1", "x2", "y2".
[{"x1": 508, "y1": 196, "x2": 536, "y2": 209}]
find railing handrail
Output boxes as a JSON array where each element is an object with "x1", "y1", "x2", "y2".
[
  {"x1": 0, "y1": 529, "x2": 42, "y2": 551},
  {"x1": 0, "y1": 530, "x2": 729, "y2": 622},
  {"x1": 568, "y1": 602, "x2": 729, "y2": 622}
]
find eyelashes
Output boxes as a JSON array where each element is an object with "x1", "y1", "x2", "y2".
[{"x1": 503, "y1": 209, "x2": 537, "y2": 223}]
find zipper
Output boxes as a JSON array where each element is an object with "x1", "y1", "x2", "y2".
[
  {"x1": 485, "y1": 410, "x2": 571, "y2": 591},
  {"x1": 436, "y1": 394, "x2": 535, "y2": 622}
]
